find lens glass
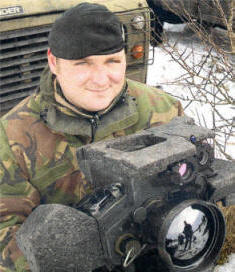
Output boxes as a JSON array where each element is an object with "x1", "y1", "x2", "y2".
[
  {"x1": 178, "y1": 163, "x2": 187, "y2": 177},
  {"x1": 165, "y1": 206, "x2": 210, "y2": 262},
  {"x1": 132, "y1": 15, "x2": 145, "y2": 30}
]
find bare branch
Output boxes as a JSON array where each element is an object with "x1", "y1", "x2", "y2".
[{"x1": 151, "y1": 0, "x2": 234, "y2": 160}]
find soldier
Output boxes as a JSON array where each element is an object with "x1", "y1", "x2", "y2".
[
  {"x1": 183, "y1": 221, "x2": 193, "y2": 251},
  {"x1": 0, "y1": 2, "x2": 183, "y2": 271}
]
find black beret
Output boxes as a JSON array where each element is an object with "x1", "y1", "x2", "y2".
[{"x1": 48, "y1": 2, "x2": 125, "y2": 60}]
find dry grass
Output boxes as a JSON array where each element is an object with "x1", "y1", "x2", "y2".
[{"x1": 217, "y1": 203, "x2": 235, "y2": 264}]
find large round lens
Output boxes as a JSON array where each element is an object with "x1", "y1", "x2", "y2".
[
  {"x1": 157, "y1": 200, "x2": 225, "y2": 271},
  {"x1": 166, "y1": 206, "x2": 209, "y2": 261}
]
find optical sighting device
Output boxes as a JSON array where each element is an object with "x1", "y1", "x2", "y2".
[{"x1": 16, "y1": 116, "x2": 235, "y2": 272}]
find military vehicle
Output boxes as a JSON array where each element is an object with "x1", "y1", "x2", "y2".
[
  {"x1": 147, "y1": 0, "x2": 234, "y2": 27},
  {"x1": 147, "y1": 0, "x2": 235, "y2": 47},
  {"x1": 0, "y1": 0, "x2": 153, "y2": 115}
]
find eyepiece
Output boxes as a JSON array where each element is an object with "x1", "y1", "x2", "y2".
[{"x1": 196, "y1": 143, "x2": 214, "y2": 170}]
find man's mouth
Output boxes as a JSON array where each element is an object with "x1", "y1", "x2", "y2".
[{"x1": 87, "y1": 87, "x2": 109, "y2": 93}]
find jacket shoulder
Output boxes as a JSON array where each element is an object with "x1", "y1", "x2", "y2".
[
  {"x1": 127, "y1": 78, "x2": 181, "y2": 112},
  {"x1": 126, "y1": 78, "x2": 183, "y2": 129}
]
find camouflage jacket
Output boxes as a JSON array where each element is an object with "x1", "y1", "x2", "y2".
[{"x1": 0, "y1": 67, "x2": 183, "y2": 271}]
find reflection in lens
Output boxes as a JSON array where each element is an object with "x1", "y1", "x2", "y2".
[
  {"x1": 163, "y1": 202, "x2": 225, "y2": 269},
  {"x1": 166, "y1": 206, "x2": 209, "y2": 261}
]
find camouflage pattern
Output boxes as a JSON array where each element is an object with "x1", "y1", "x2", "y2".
[{"x1": 0, "y1": 67, "x2": 183, "y2": 271}]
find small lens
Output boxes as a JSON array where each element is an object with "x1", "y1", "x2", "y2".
[
  {"x1": 179, "y1": 163, "x2": 187, "y2": 177},
  {"x1": 179, "y1": 163, "x2": 192, "y2": 180},
  {"x1": 171, "y1": 159, "x2": 197, "y2": 184}
]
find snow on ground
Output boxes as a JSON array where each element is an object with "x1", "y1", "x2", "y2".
[
  {"x1": 146, "y1": 22, "x2": 235, "y2": 271},
  {"x1": 214, "y1": 254, "x2": 235, "y2": 272},
  {"x1": 147, "y1": 23, "x2": 235, "y2": 160}
]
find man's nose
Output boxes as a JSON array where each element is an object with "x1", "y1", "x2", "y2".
[{"x1": 91, "y1": 65, "x2": 109, "y2": 86}]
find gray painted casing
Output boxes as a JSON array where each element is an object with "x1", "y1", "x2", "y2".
[{"x1": 16, "y1": 116, "x2": 235, "y2": 271}]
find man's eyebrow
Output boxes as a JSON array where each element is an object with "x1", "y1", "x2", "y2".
[
  {"x1": 74, "y1": 57, "x2": 89, "y2": 62},
  {"x1": 72, "y1": 58, "x2": 90, "y2": 64},
  {"x1": 73, "y1": 56, "x2": 121, "y2": 63},
  {"x1": 106, "y1": 56, "x2": 121, "y2": 61}
]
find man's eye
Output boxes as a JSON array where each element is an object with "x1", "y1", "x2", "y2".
[
  {"x1": 108, "y1": 59, "x2": 121, "y2": 63},
  {"x1": 74, "y1": 61, "x2": 87, "y2": 66}
]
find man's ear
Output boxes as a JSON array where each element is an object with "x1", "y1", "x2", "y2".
[{"x1": 47, "y1": 49, "x2": 57, "y2": 75}]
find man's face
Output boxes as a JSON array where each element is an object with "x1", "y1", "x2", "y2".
[{"x1": 48, "y1": 49, "x2": 126, "y2": 112}]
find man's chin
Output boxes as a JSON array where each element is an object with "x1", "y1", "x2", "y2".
[{"x1": 83, "y1": 102, "x2": 111, "y2": 112}]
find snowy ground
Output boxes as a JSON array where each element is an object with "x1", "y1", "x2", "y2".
[
  {"x1": 214, "y1": 254, "x2": 235, "y2": 272},
  {"x1": 146, "y1": 22, "x2": 234, "y2": 271}
]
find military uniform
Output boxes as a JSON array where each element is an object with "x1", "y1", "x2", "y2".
[{"x1": 0, "y1": 66, "x2": 183, "y2": 271}]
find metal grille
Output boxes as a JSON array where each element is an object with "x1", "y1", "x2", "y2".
[{"x1": 0, "y1": 25, "x2": 51, "y2": 111}]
